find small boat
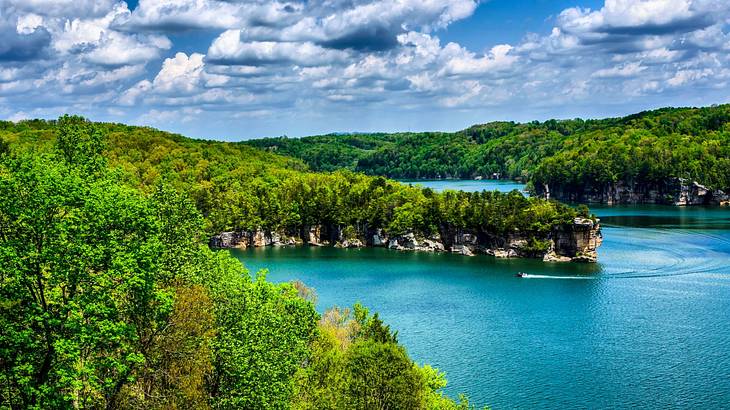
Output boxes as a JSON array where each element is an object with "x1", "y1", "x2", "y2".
[{"x1": 515, "y1": 272, "x2": 527, "y2": 278}]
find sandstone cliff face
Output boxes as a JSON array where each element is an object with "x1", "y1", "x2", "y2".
[
  {"x1": 386, "y1": 232, "x2": 446, "y2": 252},
  {"x1": 544, "y1": 218, "x2": 603, "y2": 263},
  {"x1": 209, "y1": 229, "x2": 299, "y2": 249},
  {"x1": 211, "y1": 219, "x2": 603, "y2": 263},
  {"x1": 538, "y1": 178, "x2": 729, "y2": 206}
]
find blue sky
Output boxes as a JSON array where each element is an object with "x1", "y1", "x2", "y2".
[{"x1": 1, "y1": 0, "x2": 729, "y2": 140}]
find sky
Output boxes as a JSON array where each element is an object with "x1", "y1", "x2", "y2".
[{"x1": 1, "y1": 0, "x2": 729, "y2": 140}]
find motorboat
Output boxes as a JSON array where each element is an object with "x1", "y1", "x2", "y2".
[{"x1": 515, "y1": 272, "x2": 528, "y2": 278}]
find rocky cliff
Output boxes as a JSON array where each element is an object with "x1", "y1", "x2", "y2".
[
  {"x1": 210, "y1": 218, "x2": 603, "y2": 263},
  {"x1": 537, "y1": 178, "x2": 729, "y2": 206}
]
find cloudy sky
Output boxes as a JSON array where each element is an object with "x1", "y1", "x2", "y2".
[{"x1": 1, "y1": 0, "x2": 730, "y2": 140}]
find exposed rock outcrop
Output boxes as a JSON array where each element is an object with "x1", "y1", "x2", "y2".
[
  {"x1": 370, "y1": 229, "x2": 388, "y2": 246},
  {"x1": 547, "y1": 217, "x2": 603, "y2": 263},
  {"x1": 336, "y1": 238, "x2": 364, "y2": 248},
  {"x1": 537, "y1": 178, "x2": 729, "y2": 206},
  {"x1": 209, "y1": 229, "x2": 298, "y2": 249},
  {"x1": 211, "y1": 219, "x2": 603, "y2": 263},
  {"x1": 387, "y1": 233, "x2": 445, "y2": 252}
]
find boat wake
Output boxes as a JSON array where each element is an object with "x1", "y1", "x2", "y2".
[
  {"x1": 599, "y1": 227, "x2": 730, "y2": 279},
  {"x1": 520, "y1": 274, "x2": 596, "y2": 280}
]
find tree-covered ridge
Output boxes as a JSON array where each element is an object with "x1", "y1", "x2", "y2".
[
  {"x1": 0, "y1": 116, "x2": 484, "y2": 409},
  {"x1": 244, "y1": 105, "x2": 730, "y2": 193},
  {"x1": 1, "y1": 117, "x2": 580, "y2": 248}
]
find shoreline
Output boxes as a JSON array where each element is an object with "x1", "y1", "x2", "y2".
[{"x1": 211, "y1": 217, "x2": 603, "y2": 263}]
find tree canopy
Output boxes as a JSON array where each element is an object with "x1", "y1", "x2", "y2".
[
  {"x1": 243, "y1": 105, "x2": 730, "y2": 193},
  {"x1": 1, "y1": 118, "x2": 579, "y2": 248},
  {"x1": 0, "y1": 117, "x2": 488, "y2": 409}
]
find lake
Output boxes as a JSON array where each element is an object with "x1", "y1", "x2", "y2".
[
  {"x1": 399, "y1": 179, "x2": 528, "y2": 193},
  {"x1": 231, "y1": 182, "x2": 730, "y2": 409}
]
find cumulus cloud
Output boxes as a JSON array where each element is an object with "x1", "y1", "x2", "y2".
[
  {"x1": 207, "y1": 31, "x2": 350, "y2": 66},
  {"x1": 561, "y1": 0, "x2": 708, "y2": 35},
  {"x1": 152, "y1": 52, "x2": 206, "y2": 93},
  {"x1": 557, "y1": 0, "x2": 730, "y2": 48},
  {"x1": 441, "y1": 44, "x2": 518, "y2": 76},
  {"x1": 592, "y1": 62, "x2": 647, "y2": 78},
  {"x1": 2, "y1": 0, "x2": 730, "y2": 137},
  {"x1": 118, "y1": 0, "x2": 248, "y2": 31},
  {"x1": 118, "y1": 79, "x2": 152, "y2": 106},
  {"x1": 52, "y1": 4, "x2": 171, "y2": 65},
  {"x1": 7, "y1": 0, "x2": 120, "y2": 19},
  {"x1": 0, "y1": 12, "x2": 52, "y2": 61},
  {"x1": 126, "y1": 0, "x2": 478, "y2": 52}
]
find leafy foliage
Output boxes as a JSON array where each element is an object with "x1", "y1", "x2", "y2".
[
  {"x1": 0, "y1": 118, "x2": 486, "y2": 408},
  {"x1": 1, "y1": 118, "x2": 578, "y2": 246},
  {"x1": 293, "y1": 304, "x2": 486, "y2": 410},
  {"x1": 244, "y1": 105, "x2": 730, "y2": 192}
]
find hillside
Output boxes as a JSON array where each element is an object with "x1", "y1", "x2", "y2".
[
  {"x1": 2, "y1": 116, "x2": 506, "y2": 409},
  {"x1": 244, "y1": 105, "x2": 730, "y2": 205},
  {"x1": 1, "y1": 117, "x2": 597, "y2": 263}
]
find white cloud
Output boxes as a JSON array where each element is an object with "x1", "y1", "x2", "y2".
[
  {"x1": 558, "y1": 0, "x2": 724, "y2": 35},
  {"x1": 8, "y1": 111, "x2": 30, "y2": 122},
  {"x1": 592, "y1": 62, "x2": 647, "y2": 78},
  {"x1": 118, "y1": 79, "x2": 152, "y2": 106},
  {"x1": 122, "y1": 0, "x2": 477, "y2": 52},
  {"x1": 3, "y1": 0, "x2": 730, "y2": 135},
  {"x1": 137, "y1": 107, "x2": 202, "y2": 125},
  {"x1": 120, "y1": 0, "x2": 246, "y2": 30},
  {"x1": 441, "y1": 44, "x2": 517, "y2": 76},
  {"x1": 153, "y1": 52, "x2": 206, "y2": 93},
  {"x1": 207, "y1": 31, "x2": 349, "y2": 66},
  {"x1": 51, "y1": 4, "x2": 171, "y2": 66},
  {"x1": 16, "y1": 13, "x2": 44, "y2": 35},
  {"x1": 85, "y1": 31, "x2": 171, "y2": 66},
  {"x1": 7, "y1": 0, "x2": 120, "y2": 18},
  {"x1": 667, "y1": 68, "x2": 713, "y2": 86}
]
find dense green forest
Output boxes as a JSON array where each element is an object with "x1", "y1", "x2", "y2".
[
  {"x1": 0, "y1": 118, "x2": 580, "y2": 250},
  {"x1": 0, "y1": 117, "x2": 488, "y2": 409},
  {"x1": 0, "y1": 116, "x2": 593, "y2": 408},
  {"x1": 245, "y1": 105, "x2": 730, "y2": 195}
]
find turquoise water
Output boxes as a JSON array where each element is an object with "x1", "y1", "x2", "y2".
[
  {"x1": 231, "y1": 201, "x2": 730, "y2": 408},
  {"x1": 399, "y1": 179, "x2": 527, "y2": 193}
]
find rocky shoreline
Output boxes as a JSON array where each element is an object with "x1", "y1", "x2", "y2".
[
  {"x1": 536, "y1": 178, "x2": 730, "y2": 206},
  {"x1": 210, "y1": 217, "x2": 603, "y2": 263}
]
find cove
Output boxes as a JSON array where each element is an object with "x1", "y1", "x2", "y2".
[{"x1": 231, "y1": 182, "x2": 730, "y2": 408}]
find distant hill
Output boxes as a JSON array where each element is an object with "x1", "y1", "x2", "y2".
[
  {"x1": 1, "y1": 117, "x2": 591, "y2": 262},
  {"x1": 244, "y1": 105, "x2": 730, "y2": 204}
]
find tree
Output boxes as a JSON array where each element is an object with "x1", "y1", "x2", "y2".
[
  {"x1": 56, "y1": 114, "x2": 106, "y2": 173},
  {"x1": 0, "y1": 137, "x2": 9, "y2": 157},
  {"x1": 203, "y1": 266, "x2": 318, "y2": 409},
  {"x1": 0, "y1": 154, "x2": 168, "y2": 408},
  {"x1": 343, "y1": 340, "x2": 424, "y2": 410}
]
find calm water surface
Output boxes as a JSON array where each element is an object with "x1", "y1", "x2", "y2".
[
  {"x1": 399, "y1": 179, "x2": 527, "y2": 193},
  {"x1": 232, "y1": 182, "x2": 730, "y2": 409}
]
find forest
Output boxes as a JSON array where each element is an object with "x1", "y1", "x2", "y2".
[
  {"x1": 0, "y1": 117, "x2": 487, "y2": 409},
  {"x1": 244, "y1": 105, "x2": 730, "y2": 197},
  {"x1": 0, "y1": 118, "x2": 580, "y2": 250},
  {"x1": 0, "y1": 115, "x2": 590, "y2": 408}
]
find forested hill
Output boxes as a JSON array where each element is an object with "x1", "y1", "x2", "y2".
[
  {"x1": 244, "y1": 105, "x2": 730, "y2": 203},
  {"x1": 3, "y1": 117, "x2": 508, "y2": 408},
  {"x1": 1, "y1": 115, "x2": 596, "y2": 407},
  {"x1": 1, "y1": 118, "x2": 589, "y2": 262}
]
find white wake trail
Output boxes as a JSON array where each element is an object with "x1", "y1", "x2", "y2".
[{"x1": 520, "y1": 274, "x2": 596, "y2": 280}]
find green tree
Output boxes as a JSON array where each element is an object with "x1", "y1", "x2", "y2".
[
  {"x1": 0, "y1": 154, "x2": 168, "y2": 408},
  {"x1": 0, "y1": 137, "x2": 9, "y2": 157},
  {"x1": 55, "y1": 115, "x2": 106, "y2": 173}
]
